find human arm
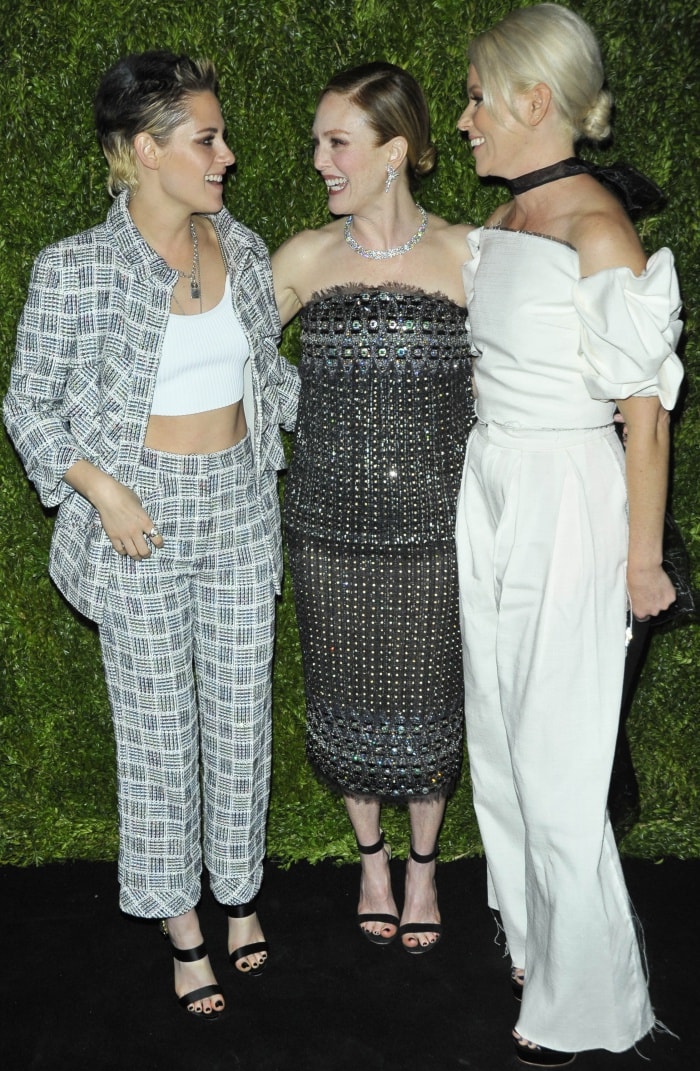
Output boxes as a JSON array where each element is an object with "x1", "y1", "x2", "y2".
[
  {"x1": 271, "y1": 233, "x2": 307, "y2": 327},
  {"x1": 3, "y1": 246, "x2": 90, "y2": 507},
  {"x1": 615, "y1": 396, "x2": 675, "y2": 619},
  {"x1": 572, "y1": 211, "x2": 684, "y2": 619},
  {"x1": 246, "y1": 229, "x2": 300, "y2": 430},
  {"x1": 4, "y1": 241, "x2": 163, "y2": 558},
  {"x1": 271, "y1": 228, "x2": 328, "y2": 327}
]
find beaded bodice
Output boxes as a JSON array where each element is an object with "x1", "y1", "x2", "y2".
[{"x1": 284, "y1": 288, "x2": 474, "y2": 544}]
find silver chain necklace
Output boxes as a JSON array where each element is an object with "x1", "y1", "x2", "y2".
[
  {"x1": 174, "y1": 221, "x2": 201, "y2": 300},
  {"x1": 344, "y1": 205, "x2": 428, "y2": 260}
]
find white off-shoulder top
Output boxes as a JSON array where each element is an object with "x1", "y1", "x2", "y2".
[{"x1": 462, "y1": 227, "x2": 683, "y2": 429}]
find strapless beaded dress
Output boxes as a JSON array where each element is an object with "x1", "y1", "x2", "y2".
[{"x1": 284, "y1": 288, "x2": 475, "y2": 799}]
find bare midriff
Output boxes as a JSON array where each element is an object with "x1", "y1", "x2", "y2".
[{"x1": 144, "y1": 401, "x2": 247, "y2": 455}]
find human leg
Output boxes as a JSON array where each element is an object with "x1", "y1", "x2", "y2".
[
  {"x1": 164, "y1": 908, "x2": 225, "y2": 1018},
  {"x1": 456, "y1": 428, "x2": 528, "y2": 968},
  {"x1": 398, "y1": 795, "x2": 446, "y2": 952},
  {"x1": 344, "y1": 795, "x2": 399, "y2": 944},
  {"x1": 467, "y1": 428, "x2": 653, "y2": 1052},
  {"x1": 191, "y1": 445, "x2": 276, "y2": 974},
  {"x1": 99, "y1": 554, "x2": 224, "y2": 1014}
]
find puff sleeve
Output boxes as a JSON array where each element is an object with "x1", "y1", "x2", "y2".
[{"x1": 573, "y1": 247, "x2": 683, "y2": 410}]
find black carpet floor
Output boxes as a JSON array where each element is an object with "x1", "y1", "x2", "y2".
[{"x1": 2, "y1": 855, "x2": 696, "y2": 1071}]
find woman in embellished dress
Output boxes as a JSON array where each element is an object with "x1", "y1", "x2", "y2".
[
  {"x1": 272, "y1": 62, "x2": 474, "y2": 952},
  {"x1": 455, "y1": 5, "x2": 683, "y2": 1064}
]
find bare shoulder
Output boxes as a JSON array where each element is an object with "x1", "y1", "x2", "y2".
[
  {"x1": 272, "y1": 221, "x2": 344, "y2": 323},
  {"x1": 428, "y1": 214, "x2": 475, "y2": 243},
  {"x1": 427, "y1": 214, "x2": 476, "y2": 264},
  {"x1": 273, "y1": 220, "x2": 340, "y2": 266},
  {"x1": 485, "y1": 201, "x2": 514, "y2": 227},
  {"x1": 569, "y1": 190, "x2": 647, "y2": 277}
]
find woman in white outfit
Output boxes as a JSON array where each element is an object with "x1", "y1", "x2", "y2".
[{"x1": 454, "y1": 4, "x2": 683, "y2": 1065}]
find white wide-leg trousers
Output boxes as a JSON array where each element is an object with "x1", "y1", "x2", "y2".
[{"x1": 456, "y1": 421, "x2": 653, "y2": 1053}]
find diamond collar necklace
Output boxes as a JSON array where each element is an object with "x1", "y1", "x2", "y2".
[{"x1": 344, "y1": 205, "x2": 428, "y2": 260}]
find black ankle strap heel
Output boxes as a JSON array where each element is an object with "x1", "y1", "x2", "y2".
[
  {"x1": 409, "y1": 843, "x2": 439, "y2": 864},
  {"x1": 160, "y1": 922, "x2": 225, "y2": 1020},
  {"x1": 356, "y1": 829, "x2": 388, "y2": 856},
  {"x1": 226, "y1": 898, "x2": 257, "y2": 920},
  {"x1": 224, "y1": 898, "x2": 269, "y2": 977},
  {"x1": 355, "y1": 830, "x2": 399, "y2": 946},
  {"x1": 398, "y1": 841, "x2": 442, "y2": 955}
]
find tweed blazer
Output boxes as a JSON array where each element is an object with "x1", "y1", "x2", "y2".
[{"x1": 4, "y1": 192, "x2": 299, "y2": 622}]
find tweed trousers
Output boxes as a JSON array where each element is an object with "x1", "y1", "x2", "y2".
[{"x1": 98, "y1": 435, "x2": 275, "y2": 919}]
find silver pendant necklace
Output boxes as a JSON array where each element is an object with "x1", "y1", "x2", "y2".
[
  {"x1": 174, "y1": 221, "x2": 201, "y2": 301},
  {"x1": 344, "y1": 205, "x2": 428, "y2": 260}
]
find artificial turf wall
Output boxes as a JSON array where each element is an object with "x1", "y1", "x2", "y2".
[{"x1": 1, "y1": 0, "x2": 698, "y2": 866}]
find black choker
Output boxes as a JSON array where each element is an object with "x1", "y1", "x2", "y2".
[{"x1": 506, "y1": 157, "x2": 665, "y2": 221}]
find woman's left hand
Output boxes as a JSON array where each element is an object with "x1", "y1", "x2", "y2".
[{"x1": 627, "y1": 562, "x2": 677, "y2": 621}]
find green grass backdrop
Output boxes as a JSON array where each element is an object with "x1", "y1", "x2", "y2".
[{"x1": 1, "y1": 0, "x2": 698, "y2": 866}]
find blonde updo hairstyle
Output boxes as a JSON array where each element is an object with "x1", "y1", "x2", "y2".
[
  {"x1": 94, "y1": 50, "x2": 219, "y2": 197},
  {"x1": 320, "y1": 62, "x2": 436, "y2": 191},
  {"x1": 469, "y1": 3, "x2": 613, "y2": 144}
]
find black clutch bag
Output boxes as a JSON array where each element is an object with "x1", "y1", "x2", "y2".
[{"x1": 652, "y1": 512, "x2": 699, "y2": 628}]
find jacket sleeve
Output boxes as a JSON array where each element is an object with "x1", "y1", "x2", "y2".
[
  {"x1": 276, "y1": 353, "x2": 300, "y2": 432},
  {"x1": 252, "y1": 232, "x2": 300, "y2": 431},
  {"x1": 3, "y1": 246, "x2": 88, "y2": 507}
]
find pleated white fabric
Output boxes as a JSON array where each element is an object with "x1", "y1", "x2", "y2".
[{"x1": 457, "y1": 422, "x2": 653, "y2": 1052}]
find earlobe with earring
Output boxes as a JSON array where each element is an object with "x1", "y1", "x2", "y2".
[{"x1": 384, "y1": 163, "x2": 397, "y2": 194}]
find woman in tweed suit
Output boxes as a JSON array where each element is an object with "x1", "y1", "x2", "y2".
[{"x1": 4, "y1": 51, "x2": 299, "y2": 1018}]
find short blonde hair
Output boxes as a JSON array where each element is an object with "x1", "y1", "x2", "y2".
[
  {"x1": 469, "y1": 3, "x2": 612, "y2": 143},
  {"x1": 94, "y1": 51, "x2": 218, "y2": 196}
]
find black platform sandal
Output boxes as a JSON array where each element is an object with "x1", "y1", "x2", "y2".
[
  {"x1": 227, "y1": 900, "x2": 269, "y2": 977},
  {"x1": 160, "y1": 923, "x2": 225, "y2": 1020},
  {"x1": 513, "y1": 1031, "x2": 576, "y2": 1067},
  {"x1": 398, "y1": 843, "x2": 443, "y2": 955},
  {"x1": 356, "y1": 830, "x2": 399, "y2": 946}
]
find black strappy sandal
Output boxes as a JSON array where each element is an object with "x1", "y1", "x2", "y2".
[
  {"x1": 398, "y1": 843, "x2": 443, "y2": 955},
  {"x1": 356, "y1": 830, "x2": 399, "y2": 946},
  {"x1": 160, "y1": 923, "x2": 225, "y2": 1020},
  {"x1": 227, "y1": 900, "x2": 269, "y2": 977}
]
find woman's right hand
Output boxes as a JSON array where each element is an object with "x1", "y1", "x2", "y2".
[
  {"x1": 93, "y1": 475, "x2": 163, "y2": 558},
  {"x1": 64, "y1": 460, "x2": 163, "y2": 558}
]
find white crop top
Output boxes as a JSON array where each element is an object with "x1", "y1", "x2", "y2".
[{"x1": 151, "y1": 276, "x2": 249, "y2": 415}]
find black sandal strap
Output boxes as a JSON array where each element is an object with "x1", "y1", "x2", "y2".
[
  {"x1": 357, "y1": 830, "x2": 385, "y2": 855},
  {"x1": 229, "y1": 939, "x2": 269, "y2": 964},
  {"x1": 178, "y1": 983, "x2": 224, "y2": 1009},
  {"x1": 225, "y1": 898, "x2": 257, "y2": 919},
  {"x1": 356, "y1": 913, "x2": 400, "y2": 926},
  {"x1": 397, "y1": 921, "x2": 443, "y2": 936},
  {"x1": 171, "y1": 940, "x2": 209, "y2": 963},
  {"x1": 409, "y1": 843, "x2": 439, "y2": 864}
]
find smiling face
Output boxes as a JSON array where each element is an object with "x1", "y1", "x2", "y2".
[
  {"x1": 312, "y1": 92, "x2": 390, "y2": 214},
  {"x1": 457, "y1": 65, "x2": 531, "y2": 181},
  {"x1": 151, "y1": 90, "x2": 235, "y2": 213}
]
